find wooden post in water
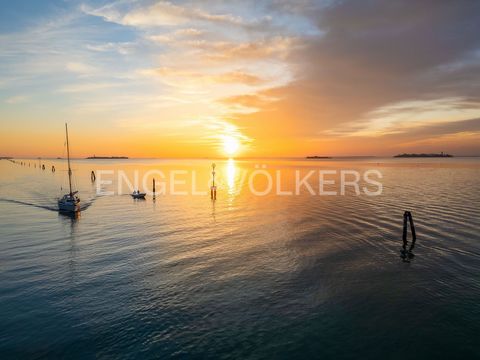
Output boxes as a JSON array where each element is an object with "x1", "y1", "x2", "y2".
[
  {"x1": 402, "y1": 211, "x2": 408, "y2": 252},
  {"x1": 91, "y1": 170, "x2": 96, "y2": 182},
  {"x1": 153, "y1": 178, "x2": 156, "y2": 200},
  {"x1": 210, "y1": 163, "x2": 216, "y2": 200},
  {"x1": 407, "y1": 212, "x2": 416, "y2": 251},
  {"x1": 402, "y1": 211, "x2": 417, "y2": 258}
]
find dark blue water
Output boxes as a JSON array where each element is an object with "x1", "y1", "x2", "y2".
[{"x1": 1, "y1": 158, "x2": 479, "y2": 359}]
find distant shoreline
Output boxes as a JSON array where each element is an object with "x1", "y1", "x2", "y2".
[
  {"x1": 306, "y1": 156, "x2": 332, "y2": 159},
  {"x1": 86, "y1": 156, "x2": 129, "y2": 159},
  {"x1": 394, "y1": 153, "x2": 453, "y2": 158},
  {"x1": 6, "y1": 155, "x2": 480, "y2": 160}
]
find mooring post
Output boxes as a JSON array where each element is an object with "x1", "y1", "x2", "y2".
[
  {"x1": 402, "y1": 211, "x2": 408, "y2": 251},
  {"x1": 408, "y1": 211, "x2": 417, "y2": 251},
  {"x1": 91, "y1": 170, "x2": 96, "y2": 182},
  {"x1": 210, "y1": 163, "x2": 217, "y2": 200},
  {"x1": 153, "y1": 178, "x2": 156, "y2": 199},
  {"x1": 402, "y1": 211, "x2": 417, "y2": 258}
]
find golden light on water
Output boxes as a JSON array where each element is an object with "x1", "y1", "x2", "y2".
[{"x1": 226, "y1": 158, "x2": 236, "y2": 192}]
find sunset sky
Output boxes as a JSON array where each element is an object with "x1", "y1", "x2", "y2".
[{"x1": 1, "y1": 0, "x2": 480, "y2": 158}]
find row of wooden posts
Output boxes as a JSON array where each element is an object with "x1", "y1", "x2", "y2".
[
  {"x1": 16, "y1": 162, "x2": 214, "y2": 199},
  {"x1": 9, "y1": 160, "x2": 56, "y2": 172},
  {"x1": 17, "y1": 161, "x2": 215, "y2": 200}
]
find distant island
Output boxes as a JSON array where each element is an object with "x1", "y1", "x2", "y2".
[
  {"x1": 86, "y1": 156, "x2": 129, "y2": 159},
  {"x1": 306, "y1": 156, "x2": 332, "y2": 159},
  {"x1": 0, "y1": 156, "x2": 12, "y2": 160},
  {"x1": 394, "y1": 152, "x2": 453, "y2": 158}
]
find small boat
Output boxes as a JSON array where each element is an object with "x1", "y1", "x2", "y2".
[
  {"x1": 58, "y1": 191, "x2": 80, "y2": 212},
  {"x1": 58, "y1": 123, "x2": 80, "y2": 213},
  {"x1": 131, "y1": 190, "x2": 146, "y2": 199}
]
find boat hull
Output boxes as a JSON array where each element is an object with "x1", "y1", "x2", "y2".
[
  {"x1": 58, "y1": 194, "x2": 80, "y2": 213},
  {"x1": 58, "y1": 201, "x2": 80, "y2": 212},
  {"x1": 131, "y1": 193, "x2": 146, "y2": 199}
]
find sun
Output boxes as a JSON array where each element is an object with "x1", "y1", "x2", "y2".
[{"x1": 223, "y1": 135, "x2": 240, "y2": 156}]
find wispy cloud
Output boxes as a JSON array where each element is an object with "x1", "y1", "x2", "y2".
[
  {"x1": 177, "y1": 37, "x2": 295, "y2": 62},
  {"x1": 85, "y1": 42, "x2": 133, "y2": 55},
  {"x1": 323, "y1": 98, "x2": 480, "y2": 137},
  {"x1": 5, "y1": 95, "x2": 28, "y2": 104},
  {"x1": 81, "y1": 1, "x2": 264, "y2": 28},
  {"x1": 57, "y1": 82, "x2": 120, "y2": 93},
  {"x1": 139, "y1": 67, "x2": 264, "y2": 86},
  {"x1": 65, "y1": 61, "x2": 98, "y2": 74}
]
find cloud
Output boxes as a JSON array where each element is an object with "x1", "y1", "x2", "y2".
[
  {"x1": 147, "y1": 28, "x2": 204, "y2": 44},
  {"x1": 174, "y1": 28, "x2": 203, "y2": 37},
  {"x1": 4, "y1": 0, "x2": 480, "y2": 156},
  {"x1": 224, "y1": 0, "x2": 480, "y2": 154},
  {"x1": 221, "y1": 93, "x2": 279, "y2": 113},
  {"x1": 65, "y1": 61, "x2": 97, "y2": 74},
  {"x1": 213, "y1": 71, "x2": 263, "y2": 85},
  {"x1": 324, "y1": 97, "x2": 480, "y2": 137},
  {"x1": 184, "y1": 36, "x2": 295, "y2": 62},
  {"x1": 139, "y1": 67, "x2": 264, "y2": 86},
  {"x1": 376, "y1": 117, "x2": 480, "y2": 154},
  {"x1": 57, "y1": 82, "x2": 120, "y2": 93},
  {"x1": 385, "y1": 117, "x2": 480, "y2": 141},
  {"x1": 122, "y1": 2, "x2": 198, "y2": 27},
  {"x1": 85, "y1": 42, "x2": 133, "y2": 55},
  {"x1": 82, "y1": 1, "x2": 248, "y2": 28},
  {"x1": 5, "y1": 95, "x2": 28, "y2": 104}
]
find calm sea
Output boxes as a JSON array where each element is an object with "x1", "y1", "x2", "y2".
[{"x1": 1, "y1": 158, "x2": 479, "y2": 359}]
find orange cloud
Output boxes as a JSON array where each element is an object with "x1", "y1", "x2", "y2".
[{"x1": 140, "y1": 67, "x2": 264, "y2": 87}]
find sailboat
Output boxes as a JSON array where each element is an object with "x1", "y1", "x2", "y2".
[{"x1": 58, "y1": 123, "x2": 80, "y2": 213}]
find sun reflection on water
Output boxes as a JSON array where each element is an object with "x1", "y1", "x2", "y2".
[{"x1": 226, "y1": 158, "x2": 236, "y2": 194}]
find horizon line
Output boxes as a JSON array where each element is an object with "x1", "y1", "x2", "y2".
[{"x1": 3, "y1": 155, "x2": 480, "y2": 160}]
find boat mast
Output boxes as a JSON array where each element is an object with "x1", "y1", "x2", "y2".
[{"x1": 65, "y1": 123, "x2": 73, "y2": 196}]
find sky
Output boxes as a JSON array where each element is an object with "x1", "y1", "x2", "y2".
[{"x1": 1, "y1": 0, "x2": 480, "y2": 158}]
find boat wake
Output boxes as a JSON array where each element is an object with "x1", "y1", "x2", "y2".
[
  {"x1": 78, "y1": 198, "x2": 95, "y2": 211},
  {"x1": 0, "y1": 197, "x2": 96, "y2": 212},
  {"x1": 0, "y1": 198, "x2": 58, "y2": 211}
]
